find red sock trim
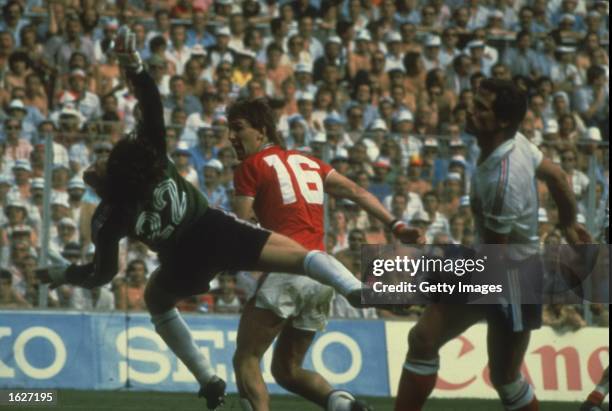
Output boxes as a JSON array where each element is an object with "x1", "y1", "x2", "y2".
[{"x1": 588, "y1": 391, "x2": 605, "y2": 405}]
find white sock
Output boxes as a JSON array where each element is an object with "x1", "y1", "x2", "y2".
[
  {"x1": 151, "y1": 308, "x2": 216, "y2": 386},
  {"x1": 496, "y1": 376, "x2": 535, "y2": 411},
  {"x1": 239, "y1": 398, "x2": 254, "y2": 411},
  {"x1": 303, "y1": 251, "x2": 362, "y2": 296},
  {"x1": 404, "y1": 357, "x2": 440, "y2": 375},
  {"x1": 327, "y1": 390, "x2": 355, "y2": 411}
]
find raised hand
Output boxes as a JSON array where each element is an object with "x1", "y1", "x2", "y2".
[
  {"x1": 36, "y1": 265, "x2": 68, "y2": 290},
  {"x1": 112, "y1": 25, "x2": 143, "y2": 74},
  {"x1": 561, "y1": 222, "x2": 593, "y2": 246}
]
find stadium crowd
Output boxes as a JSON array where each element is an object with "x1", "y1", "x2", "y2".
[{"x1": 0, "y1": 0, "x2": 608, "y2": 327}]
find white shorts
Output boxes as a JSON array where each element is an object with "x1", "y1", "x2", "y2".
[{"x1": 255, "y1": 273, "x2": 334, "y2": 332}]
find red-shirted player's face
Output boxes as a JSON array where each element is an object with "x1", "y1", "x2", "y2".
[{"x1": 229, "y1": 118, "x2": 266, "y2": 160}]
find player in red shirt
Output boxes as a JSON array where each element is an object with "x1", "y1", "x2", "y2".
[{"x1": 228, "y1": 98, "x2": 422, "y2": 411}]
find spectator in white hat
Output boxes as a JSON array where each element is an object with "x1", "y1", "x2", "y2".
[
  {"x1": 295, "y1": 90, "x2": 318, "y2": 135},
  {"x1": 542, "y1": 119, "x2": 559, "y2": 144},
  {"x1": 231, "y1": 48, "x2": 256, "y2": 88},
  {"x1": 537, "y1": 208, "x2": 554, "y2": 241},
  {"x1": 49, "y1": 216, "x2": 78, "y2": 256},
  {"x1": 560, "y1": 146, "x2": 590, "y2": 213},
  {"x1": 66, "y1": 176, "x2": 86, "y2": 223},
  {"x1": 313, "y1": 36, "x2": 343, "y2": 83},
  {"x1": 56, "y1": 68, "x2": 102, "y2": 121},
  {"x1": 551, "y1": 91, "x2": 586, "y2": 135},
  {"x1": 551, "y1": 46, "x2": 582, "y2": 91},
  {"x1": 6, "y1": 98, "x2": 37, "y2": 141},
  {"x1": 383, "y1": 31, "x2": 404, "y2": 70},
  {"x1": 294, "y1": 62, "x2": 317, "y2": 96},
  {"x1": 11, "y1": 159, "x2": 31, "y2": 200},
  {"x1": 207, "y1": 26, "x2": 234, "y2": 69},
  {"x1": 409, "y1": 209, "x2": 432, "y2": 242},
  {"x1": 50, "y1": 192, "x2": 71, "y2": 228},
  {"x1": 552, "y1": 0, "x2": 585, "y2": 31},
  {"x1": 361, "y1": 118, "x2": 388, "y2": 161},
  {"x1": 466, "y1": 39, "x2": 493, "y2": 76},
  {"x1": 393, "y1": 109, "x2": 422, "y2": 166},
  {"x1": 577, "y1": 127, "x2": 606, "y2": 186},
  {"x1": 348, "y1": 30, "x2": 372, "y2": 79},
  {"x1": 422, "y1": 35, "x2": 442, "y2": 72},
  {"x1": 201, "y1": 159, "x2": 230, "y2": 211}
]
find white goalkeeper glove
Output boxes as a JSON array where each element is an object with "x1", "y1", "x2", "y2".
[
  {"x1": 36, "y1": 264, "x2": 69, "y2": 290},
  {"x1": 112, "y1": 25, "x2": 143, "y2": 74}
]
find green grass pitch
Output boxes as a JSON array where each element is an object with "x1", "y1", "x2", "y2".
[{"x1": 17, "y1": 390, "x2": 588, "y2": 411}]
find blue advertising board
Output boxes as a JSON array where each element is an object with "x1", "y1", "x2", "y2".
[{"x1": 0, "y1": 311, "x2": 389, "y2": 396}]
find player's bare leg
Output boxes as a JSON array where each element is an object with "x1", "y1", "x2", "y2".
[
  {"x1": 395, "y1": 304, "x2": 485, "y2": 411},
  {"x1": 272, "y1": 325, "x2": 371, "y2": 411},
  {"x1": 255, "y1": 232, "x2": 362, "y2": 302},
  {"x1": 145, "y1": 270, "x2": 225, "y2": 410},
  {"x1": 271, "y1": 325, "x2": 332, "y2": 406},
  {"x1": 233, "y1": 300, "x2": 286, "y2": 411},
  {"x1": 487, "y1": 314, "x2": 538, "y2": 411}
]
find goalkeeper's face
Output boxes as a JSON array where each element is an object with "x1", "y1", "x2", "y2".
[{"x1": 83, "y1": 155, "x2": 109, "y2": 198}]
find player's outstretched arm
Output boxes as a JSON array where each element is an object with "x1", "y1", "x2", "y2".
[
  {"x1": 114, "y1": 26, "x2": 166, "y2": 155},
  {"x1": 536, "y1": 158, "x2": 591, "y2": 244},
  {"x1": 37, "y1": 225, "x2": 121, "y2": 289},
  {"x1": 324, "y1": 171, "x2": 424, "y2": 244}
]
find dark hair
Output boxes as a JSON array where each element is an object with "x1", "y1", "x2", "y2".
[
  {"x1": 105, "y1": 137, "x2": 166, "y2": 204},
  {"x1": 227, "y1": 98, "x2": 283, "y2": 146},
  {"x1": 336, "y1": 20, "x2": 353, "y2": 37},
  {"x1": 270, "y1": 17, "x2": 283, "y2": 34},
  {"x1": 425, "y1": 69, "x2": 443, "y2": 90},
  {"x1": 154, "y1": 9, "x2": 169, "y2": 19},
  {"x1": 536, "y1": 76, "x2": 552, "y2": 88},
  {"x1": 149, "y1": 35, "x2": 167, "y2": 52},
  {"x1": 516, "y1": 30, "x2": 531, "y2": 42},
  {"x1": 479, "y1": 78, "x2": 528, "y2": 136},
  {"x1": 127, "y1": 258, "x2": 148, "y2": 274},
  {"x1": 586, "y1": 65, "x2": 606, "y2": 84},
  {"x1": 0, "y1": 269, "x2": 11, "y2": 282},
  {"x1": 2, "y1": 0, "x2": 22, "y2": 17},
  {"x1": 8, "y1": 50, "x2": 30, "y2": 69},
  {"x1": 470, "y1": 71, "x2": 485, "y2": 83},
  {"x1": 403, "y1": 52, "x2": 422, "y2": 76},
  {"x1": 266, "y1": 42, "x2": 283, "y2": 56}
]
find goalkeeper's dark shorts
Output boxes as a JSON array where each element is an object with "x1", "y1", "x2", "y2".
[{"x1": 156, "y1": 207, "x2": 271, "y2": 296}]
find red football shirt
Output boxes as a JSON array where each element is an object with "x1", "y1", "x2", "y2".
[{"x1": 234, "y1": 145, "x2": 334, "y2": 251}]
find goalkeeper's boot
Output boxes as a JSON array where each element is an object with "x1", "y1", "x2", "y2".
[{"x1": 198, "y1": 376, "x2": 226, "y2": 410}]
